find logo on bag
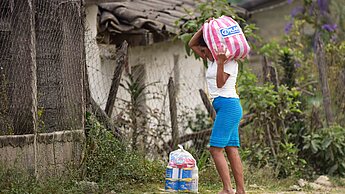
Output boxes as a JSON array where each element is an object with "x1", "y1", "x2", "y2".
[{"x1": 219, "y1": 25, "x2": 241, "y2": 37}]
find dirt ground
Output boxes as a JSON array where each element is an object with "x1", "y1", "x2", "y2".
[{"x1": 127, "y1": 184, "x2": 345, "y2": 194}]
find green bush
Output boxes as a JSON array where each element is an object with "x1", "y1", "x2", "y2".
[
  {"x1": 236, "y1": 69, "x2": 308, "y2": 178},
  {"x1": 275, "y1": 142, "x2": 306, "y2": 178},
  {"x1": 240, "y1": 144, "x2": 271, "y2": 169},
  {"x1": 241, "y1": 142, "x2": 306, "y2": 179},
  {"x1": 82, "y1": 114, "x2": 165, "y2": 192},
  {"x1": 0, "y1": 166, "x2": 82, "y2": 194},
  {"x1": 302, "y1": 125, "x2": 345, "y2": 176}
]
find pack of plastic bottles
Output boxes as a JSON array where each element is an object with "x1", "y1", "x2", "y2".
[{"x1": 165, "y1": 145, "x2": 198, "y2": 193}]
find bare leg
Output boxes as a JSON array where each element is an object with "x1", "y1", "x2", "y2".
[
  {"x1": 209, "y1": 146, "x2": 235, "y2": 194},
  {"x1": 225, "y1": 146, "x2": 245, "y2": 194}
]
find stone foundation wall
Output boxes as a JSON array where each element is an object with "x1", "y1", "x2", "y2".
[{"x1": 0, "y1": 130, "x2": 85, "y2": 176}]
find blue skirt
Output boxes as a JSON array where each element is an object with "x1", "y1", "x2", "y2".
[{"x1": 209, "y1": 96, "x2": 243, "y2": 148}]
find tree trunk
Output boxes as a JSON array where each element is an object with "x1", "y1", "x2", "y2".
[
  {"x1": 35, "y1": 0, "x2": 85, "y2": 132},
  {"x1": 340, "y1": 70, "x2": 345, "y2": 117},
  {"x1": 105, "y1": 41, "x2": 128, "y2": 117},
  {"x1": 262, "y1": 56, "x2": 269, "y2": 83},
  {"x1": 262, "y1": 56, "x2": 278, "y2": 90},
  {"x1": 315, "y1": 32, "x2": 334, "y2": 126},
  {"x1": 268, "y1": 66, "x2": 279, "y2": 91},
  {"x1": 168, "y1": 77, "x2": 179, "y2": 149},
  {"x1": 0, "y1": 0, "x2": 37, "y2": 134},
  {"x1": 266, "y1": 124, "x2": 277, "y2": 159}
]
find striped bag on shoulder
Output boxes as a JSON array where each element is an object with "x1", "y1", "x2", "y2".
[{"x1": 203, "y1": 15, "x2": 250, "y2": 61}]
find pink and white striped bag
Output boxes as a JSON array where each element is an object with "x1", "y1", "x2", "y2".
[{"x1": 203, "y1": 15, "x2": 250, "y2": 61}]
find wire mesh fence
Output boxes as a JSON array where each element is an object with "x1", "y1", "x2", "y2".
[
  {"x1": 85, "y1": 16, "x2": 218, "y2": 159},
  {"x1": 0, "y1": 0, "x2": 244, "y2": 160},
  {"x1": 0, "y1": 0, "x2": 85, "y2": 135}
]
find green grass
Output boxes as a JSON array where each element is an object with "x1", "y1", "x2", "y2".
[
  {"x1": 119, "y1": 177, "x2": 345, "y2": 194},
  {"x1": 0, "y1": 166, "x2": 83, "y2": 194},
  {"x1": 1, "y1": 162, "x2": 345, "y2": 194},
  {"x1": 199, "y1": 163, "x2": 300, "y2": 193},
  {"x1": 118, "y1": 162, "x2": 300, "y2": 194}
]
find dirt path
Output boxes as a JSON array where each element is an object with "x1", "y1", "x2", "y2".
[{"x1": 138, "y1": 187, "x2": 345, "y2": 194}]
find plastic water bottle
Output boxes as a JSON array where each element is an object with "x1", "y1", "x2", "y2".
[
  {"x1": 165, "y1": 166, "x2": 179, "y2": 192},
  {"x1": 191, "y1": 166, "x2": 198, "y2": 193}
]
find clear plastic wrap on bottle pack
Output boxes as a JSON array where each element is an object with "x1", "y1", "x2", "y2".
[{"x1": 165, "y1": 145, "x2": 198, "y2": 193}]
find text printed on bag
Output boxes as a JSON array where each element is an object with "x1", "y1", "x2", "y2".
[{"x1": 219, "y1": 25, "x2": 241, "y2": 38}]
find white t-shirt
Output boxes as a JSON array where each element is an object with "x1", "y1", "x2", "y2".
[{"x1": 206, "y1": 60, "x2": 239, "y2": 99}]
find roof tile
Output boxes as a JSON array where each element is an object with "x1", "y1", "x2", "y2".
[
  {"x1": 98, "y1": 0, "x2": 199, "y2": 35},
  {"x1": 98, "y1": 0, "x2": 248, "y2": 36}
]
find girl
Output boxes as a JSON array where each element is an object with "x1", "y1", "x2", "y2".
[{"x1": 188, "y1": 23, "x2": 245, "y2": 194}]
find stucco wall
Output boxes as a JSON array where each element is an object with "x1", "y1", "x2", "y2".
[
  {"x1": 0, "y1": 130, "x2": 84, "y2": 177},
  {"x1": 85, "y1": 4, "x2": 106, "y2": 108},
  {"x1": 128, "y1": 40, "x2": 206, "y2": 114},
  {"x1": 96, "y1": 40, "x2": 207, "y2": 117}
]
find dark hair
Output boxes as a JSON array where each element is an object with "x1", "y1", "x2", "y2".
[{"x1": 198, "y1": 36, "x2": 207, "y2": 47}]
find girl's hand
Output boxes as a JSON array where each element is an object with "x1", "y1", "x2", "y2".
[
  {"x1": 215, "y1": 44, "x2": 228, "y2": 65},
  {"x1": 205, "y1": 17, "x2": 213, "y2": 23},
  {"x1": 214, "y1": 44, "x2": 230, "y2": 88}
]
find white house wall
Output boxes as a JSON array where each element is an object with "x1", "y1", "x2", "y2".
[
  {"x1": 85, "y1": 5, "x2": 110, "y2": 109},
  {"x1": 89, "y1": 40, "x2": 207, "y2": 123},
  {"x1": 85, "y1": 5, "x2": 128, "y2": 111},
  {"x1": 85, "y1": 5, "x2": 207, "y2": 134},
  {"x1": 126, "y1": 41, "x2": 207, "y2": 118}
]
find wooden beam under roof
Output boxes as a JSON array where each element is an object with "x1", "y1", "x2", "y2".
[{"x1": 85, "y1": 0, "x2": 126, "y2": 5}]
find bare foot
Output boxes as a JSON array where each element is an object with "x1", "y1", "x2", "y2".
[
  {"x1": 218, "y1": 189, "x2": 235, "y2": 194},
  {"x1": 235, "y1": 190, "x2": 246, "y2": 194}
]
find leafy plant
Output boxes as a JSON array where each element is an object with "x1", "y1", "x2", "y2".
[
  {"x1": 241, "y1": 142, "x2": 306, "y2": 179},
  {"x1": 240, "y1": 144, "x2": 271, "y2": 169},
  {"x1": 119, "y1": 73, "x2": 151, "y2": 151},
  {"x1": 275, "y1": 142, "x2": 306, "y2": 178},
  {"x1": 82, "y1": 114, "x2": 164, "y2": 192},
  {"x1": 278, "y1": 48, "x2": 296, "y2": 88},
  {"x1": 176, "y1": 0, "x2": 259, "y2": 62},
  {"x1": 240, "y1": 141, "x2": 306, "y2": 179},
  {"x1": 237, "y1": 69, "x2": 308, "y2": 178},
  {"x1": 302, "y1": 125, "x2": 345, "y2": 176},
  {"x1": 117, "y1": 73, "x2": 170, "y2": 155}
]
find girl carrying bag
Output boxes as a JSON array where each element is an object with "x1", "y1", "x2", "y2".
[{"x1": 203, "y1": 15, "x2": 251, "y2": 62}]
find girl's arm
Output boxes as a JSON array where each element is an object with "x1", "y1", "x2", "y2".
[
  {"x1": 215, "y1": 46, "x2": 230, "y2": 88},
  {"x1": 188, "y1": 27, "x2": 207, "y2": 60}
]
